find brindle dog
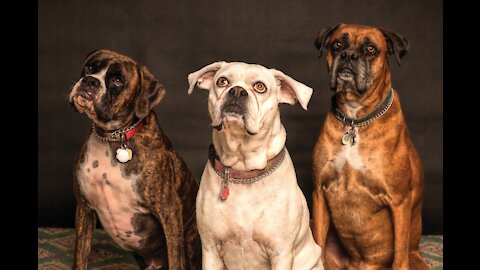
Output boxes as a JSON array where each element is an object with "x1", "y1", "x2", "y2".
[{"x1": 69, "y1": 49, "x2": 201, "y2": 270}]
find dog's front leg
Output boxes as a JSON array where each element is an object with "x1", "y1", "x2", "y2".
[
  {"x1": 153, "y1": 194, "x2": 187, "y2": 270},
  {"x1": 312, "y1": 185, "x2": 330, "y2": 251},
  {"x1": 268, "y1": 245, "x2": 294, "y2": 270},
  {"x1": 201, "y1": 243, "x2": 224, "y2": 270},
  {"x1": 72, "y1": 201, "x2": 96, "y2": 270},
  {"x1": 389, "y1": 194, "x2": 412, "y2": 270}
]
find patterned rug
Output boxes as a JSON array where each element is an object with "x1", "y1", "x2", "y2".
[{"x1": 38, "y1": 227, "x2": 443, "y2": 269}]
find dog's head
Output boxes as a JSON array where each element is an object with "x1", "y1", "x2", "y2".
[
  {"x1": 187, "y1": 62, "x2": 313, "y2": 135},
  {"x1": 69, "y1": 49, "x2": 165, "y2": 130},
  {"x1": 315, "y1": 24, "x2": 409, "y2": 98}
]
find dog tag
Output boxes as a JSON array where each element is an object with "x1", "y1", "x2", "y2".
[
  {"x1": 116, "y1": 146, "x2": 133, "y2": 163},
  {"x1": 220, "y1": 168, "x2": 230, "y2": 200},
  {"x1": 341, "y1": 132, "x2": 351, "y2": 145},
  {"x1": 220, "y1": 183, "x2": 229, "y2": 201}
]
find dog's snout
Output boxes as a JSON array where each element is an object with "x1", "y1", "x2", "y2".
[
  {"x1": 81, "y1": 76, "x2": 100, "y2": 88},
  {"x1": 228, "y1": 86, "x2": 249, "y2": 98},
  {"x1": 341, "y1": 50, "x2": 359, "y2": 61},
  {"x1": 77, "y1": 76, "x2": 100, "y2": 101}
]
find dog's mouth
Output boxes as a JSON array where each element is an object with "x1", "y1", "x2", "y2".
[
  {"x1": 214, "y1": 103, "x2": 257, "y2": 135},
  {"x1": 76, "y1": 89, "x2": 96, "y2": 101},
  {"x1": 221, "y1": 103, "x2": 247, "y2": 125},
  {"x1": 222, "y1": 103, "x2": 245, "y2": 116},
  {"x1": 221, "y1": 104, "x2": 246, "y2": 127},
  {"x1": 337, "y1": 68, "x2": 355, "y2": 81},
  {"x1": 70, "y1": 90, "x2": 96, "y2": 115}
]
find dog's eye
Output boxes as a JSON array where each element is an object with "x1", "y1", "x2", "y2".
[
  {"x1": 86, "y1": 65, "x2": 94, "y2": 73},
  {"x1": 366, "y1": 45, "x2": 377, "y2": 54},
  {"x1": 111, "y1": 76, "x2": 123, "y2": 85},
  {"x1": 216, "y1": 77, "x2": 229, "y2": 87},
  {"x1": 253, "y1": 82, "x2": 267, "y2": 93},
  {"x1": 333, "y1": 41, "x2": 343, "y2": 50}
]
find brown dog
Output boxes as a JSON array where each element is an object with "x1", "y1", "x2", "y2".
[
  {"x1": 311, "y1": 24, "x2": 428, "y2": 270},
  {"x1": 69, "y1": 50, "x2": 201, "y2": 270}
]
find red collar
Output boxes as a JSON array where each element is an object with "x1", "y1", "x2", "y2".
[{"x1": 93, "y1": 118, "x2": 146, "y2": 142}]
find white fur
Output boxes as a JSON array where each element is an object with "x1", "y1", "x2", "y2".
[
  {"x1": 197, "y1": 151, "x2": 323, "y2": 270},
  {"x1": 188, "y1": 62, "x2": 313, "y2": 171},
  {"x1": 77, "y1": 135, "x2": 149, "y2": 250},
  {"x1": 333, "y1": 130, "x2": 366, "y2": 172},
  {"x1": 88, "y1": 68, "x2": 108, "y2": 95},
  {"x1": 343, "y1": 101, "x2": 363, "y2": 118},
  {"x1": 189, "y1": 62, "x2": 323, "y2": 269}
]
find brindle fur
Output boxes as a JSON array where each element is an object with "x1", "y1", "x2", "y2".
[{"x1": 71, "y1": 50, "x2": 201, "y2": 270}]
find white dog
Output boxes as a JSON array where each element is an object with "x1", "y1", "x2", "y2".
[{"x1": 188, "y1": 62, "x2": 324, "y2": 270}]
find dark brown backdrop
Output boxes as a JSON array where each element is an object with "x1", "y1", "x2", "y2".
[{"x1": 38, "y1": 0, "x2": 443, "y2": 233}]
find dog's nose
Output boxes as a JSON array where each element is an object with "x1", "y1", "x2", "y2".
[
  {"x1": 341, "y1": 50, "x2": 359, "y2": 61},
  {"x1": 77, "y1": 76, "x2": 100, "y2": 100},
  {"x1": 81, "y1": 76, "x2": 100, "y2": 87},
  {"x1": 228, "y1": 86, "x2": 249, "y2": 98}
]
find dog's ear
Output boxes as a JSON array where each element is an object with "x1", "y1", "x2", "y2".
[
  {"x1": 379, "y1": 28, "x2": 410, "y2": 66},
  {"x1": 135, "y1": 66, "x2": 166, "y2": 118},
  {"x1": 314, "y1": 24, "x2": 341, "y2": 58},
  {"x1": 270, "y1": 69, "x2": 313, "y2": 110},
  {"x1": 187, "y1": 61, "x2": 227, "y2": 94}
]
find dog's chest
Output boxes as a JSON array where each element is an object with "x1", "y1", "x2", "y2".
[
  {"x1": 77, "y1": 136, "x2": 150, "y2": 250},
  {"x1": 332, "y1": 138, "x2": 366, "y2": 172},
  {"x1": 198, "y1": 158, "x2": 307, "y2": 268},
  {"x1": 324, "y1": 133, "x2": 390, "y2": 223},
  {"x1": 204, "y1": 180, "x2": 284, "y2": 269}
]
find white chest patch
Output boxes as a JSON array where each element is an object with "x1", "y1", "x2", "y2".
[
  {"x1": 343, "y1": 102, "x2": 363, "y2": 119},
  {"x1": 77, "y1": 136, "x2": 148, "y2": 250},
  {"x1": 333, "y1": 131, "x2": 365, "y2": 172}
]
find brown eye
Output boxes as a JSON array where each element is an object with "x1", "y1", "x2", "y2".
[
  {"x1": 87, "y1": 65, "x2": 94, "y2": 73},
  {"x1": 111, "y1": 76, "x2": 122, "y2": 84},
  {"x1": 216, "y1": 77, "x2": 229, "y2": 87},
  {"x1": 333, "y1": 41, "x2": 343, "y2": 50},
  {"x1": 253, "y1": 82, "x2": 267, "y2": 93},
  {"x1": 366, "y1": 45, "x2": 376, "y2": 54}
]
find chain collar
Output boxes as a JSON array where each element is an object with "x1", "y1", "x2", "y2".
[
  {"x1": 93, "y1": 117, "x2": 145, "y2": 142},
  {"x1": 209, "y1": 144, "x2": 286, "y2": 185},
  {"x1": 333, "y1": 88, "x2": 394, "y2": 127}
]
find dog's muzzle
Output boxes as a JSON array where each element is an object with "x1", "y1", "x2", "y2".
[
  {"x1": 76, "y1": 76, "x2": 101, "y2": 101},
  {"x1": 70, "y1": 75, "x2": 101, "y2": 113},
  {"x1": 337, "y1": 66, "x2": 355, "y2": 80},
  {"x1": 336, "y1": 52, "x2": 358, "y2": 81},
  {"x1": 213, "y1": 86, "x2": 250, "y2": 132},
  {"x1": 221, "y1": 86, "x2": 249, "y2": 115}
]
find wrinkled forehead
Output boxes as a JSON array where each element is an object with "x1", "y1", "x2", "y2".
[
  {"x1": 217, "y1": 62, "x2": 274, "y2": 83},
  {"x1": 332, "y1": 25, "x2": 386, "y2": 48},
  {"x1": 83, "y1": 50, "x2": 138, "y2": 74}
]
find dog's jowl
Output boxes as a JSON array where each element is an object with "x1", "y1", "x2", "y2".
[
  {"x1": 188, "y1": 62, "x2": 324, "y2": 270},
  {"x1": 69, "y1": 50, "x2": 201, "y2": 270},
  {"x1": 311, "y1": 24, "x2": 428, "y2": 270}
]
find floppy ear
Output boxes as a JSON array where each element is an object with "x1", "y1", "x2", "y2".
[
  {"x1": 270, "y1": 69, "x2": 313, "y2": 110},
  {"x1": 379, "y1": 28, "x2": 410, "y2": 66},
  {"x1": 187, "y1": 61, "x2": 227, "y2": 94},
  {"x1": 135, "y1": 65, "x2": 166, "y2": 118},
  {"x1": 314, "y1": 24, "x2": 341, "y2": 57}
]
